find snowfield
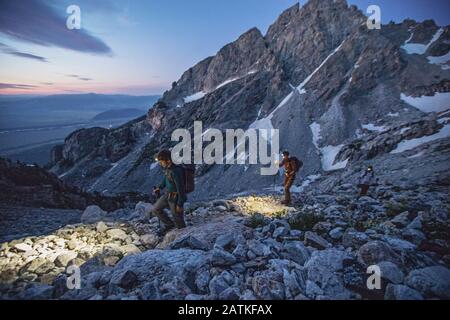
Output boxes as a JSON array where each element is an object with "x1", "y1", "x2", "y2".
[
  {"x1": 401, "y1": 28, "x2": 443, "y2": 55},
  {"x1": 362, "y1": 123, "x2": 387, "y2": 133},
  {"x1": 427, "y1": 51, "x2": 450, "y2": 70},
  {"x1": 391, "y1": 124, "x2": 450, "y2": 154},
  {"x1": 184, "y1": 91, "x2": 207, "y2": 104},
  {"x1": 401, "y1": 92, "x2": 450, "y2": 113}
]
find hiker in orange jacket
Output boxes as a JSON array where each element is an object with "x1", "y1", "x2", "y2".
[{"x1": 279, "y1": 150, "x2": 302, "y2": 205}]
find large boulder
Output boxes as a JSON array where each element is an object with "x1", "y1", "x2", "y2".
[
  {"x1": 357, "y1": 241, "x2": 402, "y2": 266},
  {"x1": 157, "y1": 216, "x2": 250, "y2": 250},
  {"x1": 304, "y1": 249, "x2": 353, "y2": 299},
  {"x1": 81, "y1": 205, "x2": 107, "y2": 224},
  {"x1": 405, "y1": 266, "x2": 450, "y2": 299}
]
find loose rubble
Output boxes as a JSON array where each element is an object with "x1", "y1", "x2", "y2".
[{"x1": 1, "y1": 184, "x2": 449, "y2": 300}]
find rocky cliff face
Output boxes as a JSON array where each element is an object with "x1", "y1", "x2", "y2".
[{"x1": 50, "y1": 0, "x2": 450, "y2": 203}]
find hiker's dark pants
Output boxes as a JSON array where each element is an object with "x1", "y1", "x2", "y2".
[
  {"x1": 359, "y1": 184, "x2": 370, "y2": 197},
  {"x1": 149, "y1": 193, "x2": 186, "y2": 229},
  {"x1": 284, "y1": 174, "x2": 295, "y2": 203}
]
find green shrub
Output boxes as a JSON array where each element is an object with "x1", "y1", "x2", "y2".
[
  {"x1": 246, "y1": 213, "x2": 266, "y2": 228},
  {"x1": 385, "y1": 201, "x2": 409, "y2": 217},
  {"x1": 288, "y1": 211, "x2": 324, "y2": 231}
]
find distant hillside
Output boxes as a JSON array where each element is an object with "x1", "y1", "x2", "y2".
[
  {"x1": 0, "y1": 93, "x2": 160, "y2": 130},
  {"x1": 92, "y1": 108, "x2": 147, "y2": 121}
]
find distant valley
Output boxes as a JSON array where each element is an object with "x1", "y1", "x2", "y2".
[{"x1": 0, "y1": 93, "x2": 159, "y2": 165}]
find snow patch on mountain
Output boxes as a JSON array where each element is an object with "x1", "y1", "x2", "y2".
[
  {"x1": 427, "y1": 51, "x2": 450, "y2": 70},
  {"x1": 391, "y1": 124, "x2": 450, "y2": 154},
  {"x1": 387, "y1": 112, "x2": 399, "y2": 117},
  {"x1": 362, "y1": 123, "x2": 387, "y2": 132},
  {"x1": 249, "y1": 91, "x2": 294, "y2": 130},
  {"x1": 401, "y1": 28, "x2": 444, "y2": 55},
  {"x1": 297, "y1": 40, "x2": 345, "y2": 94},
  {"x1": 321, "y1": 144, "x2": 348, "y2": 171},
  {"x1": 401, "y1": 92, "x2": 450, "y2": 113},
  {"x1": 310, "y1": 122, "x2": 321, "y2": 150},
  {"x1": 184, "y1": 91, "x2": 207, "y2": 103}
]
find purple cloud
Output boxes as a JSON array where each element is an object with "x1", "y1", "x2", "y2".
[
  {"x1": 0, "y1": 42, "x2": 47, "y2": 62},
  {"x1": 67, "y1": 74, "x2": 92, "y2": 81},
  {"x1": 0, "y1": 83, "x2": 38, "y2": 89},
  {"x1": 0, "y1": 0, "x2": 112, "y2": 55}
]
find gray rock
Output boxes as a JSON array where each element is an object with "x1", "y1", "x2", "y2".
[
  {"x1": 329, "y1": 227, "x2": 344, "y2": 240},
  {"x1": 81, "y1": 205, "x2": 107, "y2": 224},
  {"x1": 282, "y1": 241, "x2": 310, "y2": 265},
  {"x1": 232, "y1": 244, "x2": 248, "y2": 261},
  {"x1": 134, "y1": 202, "x2": 153, "y2": 217},
  {"x1": 384, "y1": 284, "x2": 424, "y2": 300},
  {"x1": 14, "y1": 243, "x2": 33, "y2": 252},
  {"x1": 21, "y1": 284, "x2": 54, "y2": 300},
  {"x1": 209, "y1": 274, "x2": 230, "y2": 297},
  {"x1": 304, "y1": 231, "x2": 331, "y2": 250},
  {"x1": 357, "y1": 241, "x2": 401, "y2": 266},
  {"x1": 96, "y1": 221, "x2": 108, "y2": 233},
  {"x1": 406, "y1": 215, "x2": 423, "y2": 230},
  {"x1": 273, "y1": 226, "x2": 289, "y2": 239},
  {"x1": 305, "y1": 249, "x2": 352, "y2": 299},
  {"x1": 390, "y1": 212, "x2": 411, "y2": 228},
  {"x1": 55, "y1": 252, "x2": 78, "y2": 267},
  {"x1": 214, "y1": 233, "x2": 235, "y2": 250},
  {"x1": 382, "y1": 236, "x2": 416, "y2": 252},
  {"x1": 211, "y1": 248, "x2": 237, "y2": 266},
  {"x1": 342, "y1": 229, "x2": 369, "y2": 248},
  {"x1": 405, "y1": 266, "x2": 450, "y2": 299},
  {"x1": 378, "y1": 261, "x2": 404, "y2": 284},
  {"x1": 185, "y1": 294, "x2": 208, "y2": 300},
  {"x1": 218, "y1": 287, "x2": 240, "y2": 300},
  {"x1": 110, "y1": 270, "x2": 138, "y2": 290},
  {"x1": 252, "y1": 275, "x2": 285, "y2": 300},
  {"x1": 240, "y1": 289, "x2": 257, "y2": 300},
  {"x1": 289, "y1": 230, "x2": 303, "y2": 239},
  {"x1": 195, "y1": 270, "x2": 211, "y2": 293},
  {"x1": 106, "y1": 229, "x2": 128, "y2": 241},
  {"x1": 401, "y1": 228, "x2": 426, "y2": 246},
  {"x1": 305, "y1": 280, "x2": 324, "y2": 298},
  {"x1": 140, "y1": 233, "x2": 159, "y2": 248},
  {"x1": 170, "y1": 235, "x2": 209, "y2": 251}
]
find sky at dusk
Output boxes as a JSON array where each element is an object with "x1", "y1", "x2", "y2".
[{"x1": 0, "y1": 0, "x2": 449, "y2": 96}]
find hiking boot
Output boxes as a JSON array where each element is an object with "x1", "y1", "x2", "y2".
[{"x1": 173, "y1": 212, "x2": 187, "y2": 229}]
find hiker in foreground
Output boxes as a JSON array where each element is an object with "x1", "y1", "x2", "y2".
[
  {"x1": 357, "y1": 165, "x2": 376, "y2": 199},
  {"x1": 279, "y1": 150, "x2": 302, "y2": 205},
  {"x1": 150, "y1": 149, "x2": 187, "y2": 233}
]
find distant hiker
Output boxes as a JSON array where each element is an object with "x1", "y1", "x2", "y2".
[
  {"x1": 357, "y1": 165, "x2": 376, "y2": 198},
  {"x1": 279, "y1": 150, "x2": 303, "y2": 205},
  {"x1": 150, "y1": 149, "x2": 187, "y2": 233}
]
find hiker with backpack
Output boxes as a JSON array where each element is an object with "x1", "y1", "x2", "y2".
[
  {"x1": 279, "y1": 150, "x2": 302, "y2": 205},
  {"x1": 357, "y1": 165, "x2": 376, "y2": 199},
  {"x1": 150, "y1": 149, "x2": 192, "y2": 233}
]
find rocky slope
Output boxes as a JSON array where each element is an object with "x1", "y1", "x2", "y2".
[
  {"x1": 49, "y1": 0, "x2": 450, "y2": 203},
  {"x1": 0, "y1": 157, "x2": 146, "y2": 210},
  {"x1": 2, "y1": 0, "x2": 450, "y2": 301},
  {"x1": 1, "y1": 184, "x2": 449, "y2": 300}
]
